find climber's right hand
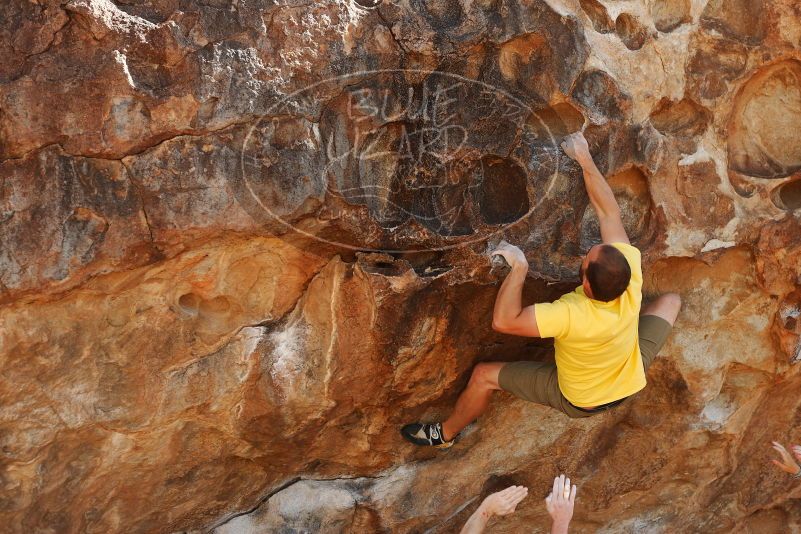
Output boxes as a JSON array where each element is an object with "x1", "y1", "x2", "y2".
[
  {"x1": 491, "y1": 241, "x2": 528, "y2": 271},
  {"x1": 561, "y1": 131, "x2": 591, "y2": 163}
]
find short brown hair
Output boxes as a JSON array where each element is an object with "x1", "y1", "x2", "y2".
[{"x1": 586, "y1": 245, "x2": 631, "y2": 302}]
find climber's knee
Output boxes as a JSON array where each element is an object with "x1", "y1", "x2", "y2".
[
  {"x1": 641, "y1": 292, "x2": 682, "y2": 326},
  {"x1": 468, "y1": 362, "x2": 504, "y2": 391}
]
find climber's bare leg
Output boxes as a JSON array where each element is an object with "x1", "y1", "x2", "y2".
[
  {"x1": 640, "y1": 292, "x2": 682, "y2": 326},
  {"x1": 441, "y1": 362, "x2": 505, "y2": 441}
]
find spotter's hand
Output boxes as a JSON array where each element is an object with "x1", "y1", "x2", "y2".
[
  {"x1": 481, "y1": 485, "x2": 528, "y2": 517},
  {"x1": 546, "y1": 474, "x2": 577, "y2": 525},
  {"x1": 771, "y1": 441, "x2": 801, "y2": 474}
]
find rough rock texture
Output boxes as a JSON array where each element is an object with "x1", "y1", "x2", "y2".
[{"x1": 1, "y1": 0, "x2": 801, "y2": 533}]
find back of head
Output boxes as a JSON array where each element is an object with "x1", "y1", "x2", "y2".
[{"x1": 586, "y1": 245, "x2": 631, "y2": 302}]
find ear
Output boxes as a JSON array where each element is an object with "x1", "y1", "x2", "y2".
[{"x1": 582, "y1": 277, "x2": 593, "y2": 299}]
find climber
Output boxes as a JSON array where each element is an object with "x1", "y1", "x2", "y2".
[
  {"x1": 401, "y1": 131, "x2": 682, "y2": 448},
  {"x1": 459, "y1": 474, "x2": 576, "y2": 534}
]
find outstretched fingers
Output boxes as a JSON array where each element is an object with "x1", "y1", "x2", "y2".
[
  {"x1": 769, "y1": 441, "x2": 801, "y2": 473},
  {"x1": 545, "y1": 475, "x2": 578, "y2": 524},
  {"x1": 498, "y1": 485, "x2": 527, "y2": 501},
  {"x1": 772, "y1": 442, "x2": 789, "y2": 458},
  {"x1": 491, "y1": 485, "x2": 528, "y2": 516},
  {"x1": 772, "y1": 441, "x2": 788, "y2": 452},
  {"x1": 552, "y1": 474, "x2": 562, "y2": 499},
  {"x1": 505, "y1": 486, "x2": 528, "y2": 511}
]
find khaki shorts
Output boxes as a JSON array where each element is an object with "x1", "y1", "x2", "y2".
[{"x1": 497, "y1": 314, "x2": 673, "y2": 419}]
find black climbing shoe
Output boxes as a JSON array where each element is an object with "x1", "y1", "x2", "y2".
[{"x1": 400, "y1": 422, "x2": 455, "y2": 449}]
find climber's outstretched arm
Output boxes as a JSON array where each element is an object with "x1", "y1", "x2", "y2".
[
  {"x1": 561, "y1": 132, "x2": 629, "y2": 245},
  {"x1": 490, "y1": 243, "x2": 540, "y2": 337}
]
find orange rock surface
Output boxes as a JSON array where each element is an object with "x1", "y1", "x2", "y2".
[{"x1": 1, "y1": 0, "x2": 800, "y2": 532}]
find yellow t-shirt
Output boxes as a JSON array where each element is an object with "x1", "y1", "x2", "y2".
[{"x1": 534, "y1": 242, "x2": 645, "y2": 407}]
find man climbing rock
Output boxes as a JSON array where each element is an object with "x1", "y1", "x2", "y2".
[{"x1": 401, "y1": 131, "x2": 682, "y2": 448}]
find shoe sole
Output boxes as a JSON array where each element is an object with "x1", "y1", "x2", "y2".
[{"x1": 400, "y1": 428, "x2": 455, "y2": 449}]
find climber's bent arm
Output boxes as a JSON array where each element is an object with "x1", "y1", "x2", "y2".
[
  {"x1": 491, "y1": 264, "x2": 541, "y2": 337},
  {"x1": 575, "y1": 146, "x2": 630, "y2": 245}
]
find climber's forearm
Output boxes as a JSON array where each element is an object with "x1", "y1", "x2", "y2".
[
  {"x1": 491, "y1": 265, "x2": 540, "y2": 337},
  {"x1": 576, "y1": 153, "x2": 629, "y2": 244},
  {"x1": 492, "y1": 264, "x2": 527, "y2": 330},
  {"x1": 576, "y1": 153, "x2": 620, "y2": 220},
  {"x1": 490, "y1": 244, "x2": 540, "y2": 336},
  {"x1": 459, "y1": 501, "x2": 492, "y2": 534}
]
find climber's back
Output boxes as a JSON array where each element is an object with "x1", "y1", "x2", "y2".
[{"x1": 536, "y1": 242, "x2": 645, "y2": 408}]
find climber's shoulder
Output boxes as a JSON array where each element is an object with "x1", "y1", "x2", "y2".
[
  {"x1": 608, "y1": 242, "x2": 640, "y2": 265},
  {"x1": 609, "y1": 242, "x2": 643, "y2": 287}
]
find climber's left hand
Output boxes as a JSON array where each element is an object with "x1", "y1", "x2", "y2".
[{"x1": 491, "y1": 241, "x2": 528, "y2": 271}]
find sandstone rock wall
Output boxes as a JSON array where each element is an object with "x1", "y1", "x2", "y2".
[{"x1": 1, "y1": 0, "x2": 801, "y2": 532}]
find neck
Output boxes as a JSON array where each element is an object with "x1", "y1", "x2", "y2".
[{"x1": 582, "y1": 281, "x2": 594, "y2": 299}]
